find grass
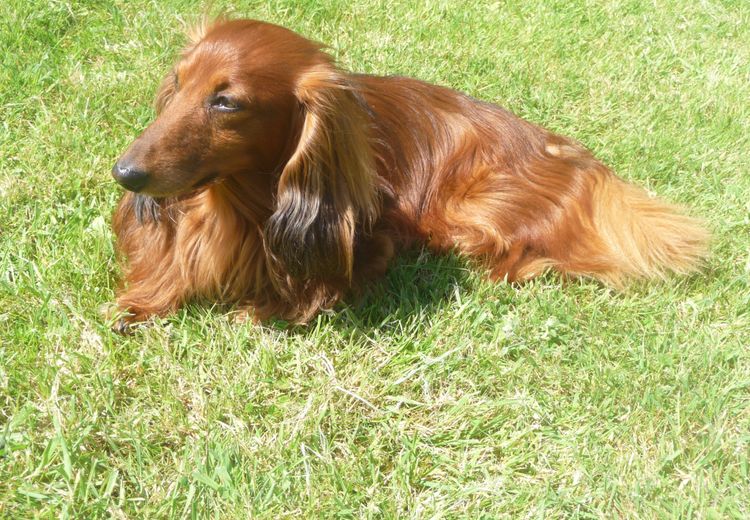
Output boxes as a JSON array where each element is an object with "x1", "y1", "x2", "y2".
[{"x1": 1, "y1": 0, "x2": 749, "y2": 517}]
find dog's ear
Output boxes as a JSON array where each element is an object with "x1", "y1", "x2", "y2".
[{"x1": 264, "y1": 65, "x2": 379, "y2": 282}]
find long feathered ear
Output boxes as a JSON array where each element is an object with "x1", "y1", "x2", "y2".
[{"x1": 264, "y1": 65, "x2": 380, "y2": 282}]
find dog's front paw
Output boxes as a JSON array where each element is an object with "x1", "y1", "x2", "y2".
[
  {"x1": 113, "y1": 316, "x2": 136, "y2": 335},
  {"x1": 112, "y1": 310, "x2": 154, "y2": 334},
  {"x1": 101, "y1": 304, "x2": 149, "y2": 335},
  {"x1": 231, "y1": 307, "x2": 260, "y2": 325}
]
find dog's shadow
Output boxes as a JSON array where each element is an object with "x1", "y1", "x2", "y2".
[
  {"x1": 153, "y1": 249, "x2": 480, "y2": 337},
  {"x1": 299, "y1": 248, "x2": 477, "y2": 333}
]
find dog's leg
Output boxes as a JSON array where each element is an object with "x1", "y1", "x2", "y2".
[
  {"x1": 423, "y1": 163, "x2": 558, "y2": 282},
  {"x1": 353, "y1": 227, "x2": 397, "y2": 283},
  {"x1": 113, "y1": 256, "x2": 191, "y2": 333},
  {"x1": 114, "y1": 267, "x2": 190, "y2": 333},
  {"x1": 111, "y1": 195, "x2": 190, "y2": 333}
]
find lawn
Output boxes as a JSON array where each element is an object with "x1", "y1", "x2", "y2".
[{"x1": 1, "y1": 0, "x2": 749, "y2": 517}]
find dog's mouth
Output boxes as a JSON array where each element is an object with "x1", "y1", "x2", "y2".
[
  {"x1": 192, "y1": 173, "x2": 220, "y2": 190},
  {"x1": 136, "y1": 173, "x2": 223, "y2": 199}
]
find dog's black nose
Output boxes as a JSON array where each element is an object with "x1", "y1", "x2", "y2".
[{"x1": 112, "y1": 162, "x2": 149, "y2": 192}]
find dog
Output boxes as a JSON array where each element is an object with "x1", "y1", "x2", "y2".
[{"x1": 110, "y1": 18, "x2": 708, "y2": 331}]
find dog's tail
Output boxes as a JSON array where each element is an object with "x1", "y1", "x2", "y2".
[{"x1": 574, "y1": 172, "x2": 710, "y2": 287}]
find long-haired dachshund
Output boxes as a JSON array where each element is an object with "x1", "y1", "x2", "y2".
[{"x1": 111, "y1": 18, "x2": 709, "y2": 330}]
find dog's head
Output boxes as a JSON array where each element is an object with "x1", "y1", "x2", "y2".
[
  {"x1": 113, "y1": 19, "x2": 379, "y2": 281},
  {"x1": 113, "y1": 20, "x2": 312, "y2": 196}
]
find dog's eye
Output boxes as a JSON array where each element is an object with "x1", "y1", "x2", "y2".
[{"x1": 210, "y1": 95, "x2": 241, "y2": 112}]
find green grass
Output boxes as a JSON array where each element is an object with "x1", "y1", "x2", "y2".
[{"x1": 1, "y1": 0, "x2": 749, "y2": 517}]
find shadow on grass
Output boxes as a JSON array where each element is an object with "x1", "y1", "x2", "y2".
[
  {"x1": 292, "y1": 248, "x2": 476, "y2": 333},
  {"x1": 141, "y1": 248, "x2": 478, "y2": 338}
]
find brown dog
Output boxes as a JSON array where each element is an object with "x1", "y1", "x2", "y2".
[{"x1": 111, "y1": 18, "x2": 708, "y2": 330}]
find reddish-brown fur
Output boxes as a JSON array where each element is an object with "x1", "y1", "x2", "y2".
[{"x1": 111, "y1": 19, "x2": 709, "y2": 329}]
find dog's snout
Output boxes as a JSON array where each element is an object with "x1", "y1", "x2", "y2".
[{"x1": 112, "y1": 162, "x2": 149, "y2": 192}]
